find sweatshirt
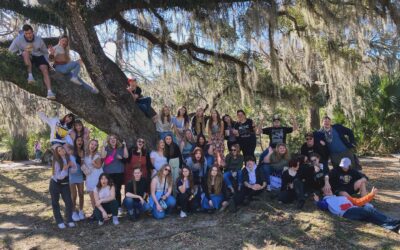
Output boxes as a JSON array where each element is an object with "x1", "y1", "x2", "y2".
[
  {"x1": 316, "y1": 192, "x2": 375, "y2": 216},
  {"x1": 9, "y1": 33, "x2": 48, "y2": 57},
  {"x1": 38, "y1": 112, "x2": 70, "y2": 144}
]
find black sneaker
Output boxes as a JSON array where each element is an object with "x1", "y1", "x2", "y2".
[{"x1": 296, "y1": 200, "x2": 305, "y2": 209}]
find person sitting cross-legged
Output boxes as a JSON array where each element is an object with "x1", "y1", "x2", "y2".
[
  {"x1": 314, "y1": 187, "x2": 400, "y2": 234},
  {"x1": 242, "y1": 156, "x2": 266, "y2": 203}
]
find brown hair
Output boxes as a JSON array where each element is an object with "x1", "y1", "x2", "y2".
[
  {"x1": 52, "y1": 146, "x2": 70, "y2": 175},
  {"x1": 274, "y1": 143, "x2": 290, "y2": 161},
  {"x1": 178, "y1": 166, "x2": 194, "y2": 192},
  {"x1": 160, "y1": 105, "x2": 171, "y2": 124},
  {"x1": 107, "y1": 134, "x2": 122, "y2": 149},
  {"x1": 191, "y1": 147, "x2": 205, "y2": 164},
  {"x1": 131, "y1": 167, "x2": 142, "y2": 195},
  {"x1": 156, "y1": 164, "x2": 173, "y2": 187},
  {"x1": 207, "y1": 165, "x2": 223, "y2": 195},
  {"x1": 96, "y1": 173, "x2": 114, "y2": 190},
  {"x1": 208, "y1": 109, "x2": 222, "y2": 132}
]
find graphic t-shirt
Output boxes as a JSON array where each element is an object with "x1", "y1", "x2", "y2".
[
  {"x1": 234, "y1": 119, "x2": 255, "y2": 139},
  {"x1": 262, "y1": 126, "x2": 293, "y2": 147}
]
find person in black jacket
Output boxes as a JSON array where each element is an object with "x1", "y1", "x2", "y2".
[
  {"x1": 278, "y1": 157, "x2": 306, "y2": 209},
  {"x1": 300, "y1": 132, "x2": 329, "y2": 168},
  {"x1": 330, "y1": 157, "x2": 368, "y2": 197},
  {"x1": 315, "y1": 116, "x2": 360, "y2": 169},
  {"x1": 201, "y1": 165, "x2": 229, "y2": 212},
  {"x1": 242, "y1": 156, "x2": 266, "y2": 201}
]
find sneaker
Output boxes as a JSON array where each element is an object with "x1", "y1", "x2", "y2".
[
  {"x1": 46, "y1": 90, "x2": 56, "y2": 100},
  {"x1": 57, "y1": 223, "x2": 66, "y2": 229},
  {"x1": 27, "y1": 75, "x2": 35, "y2": 84},
  {"x1": 78, "y1": 210, "x2": 85, "y2": 220},
  {"x1": 112, "y1": 216, "x2": 119, "y2": 225},
  {"x1": 67, "y1": 222, "x2": 76, "y2": 228},
  {"x1": 180, "y1": 211, "x2": 187, "y2": 218},
  {"x1": 70, "y1": 77, "x2": 82, "y2": 85},
  {"x1": 266, "y1": 185, "x2": 272, "y2": 192},
  {"x1": 72, "y1": 212, "x2": 80, "y2": 222},
  {"x1": 98, "y1": 220, "x2": 104, "y2": 226},
  {"x1": 118, "y1": 207, "x2": 123, "y2": 217}
]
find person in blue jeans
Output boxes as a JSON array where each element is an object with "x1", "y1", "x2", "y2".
[
  {"x1": 262, "y1": 144, "x2": 289, "y2": 191},
  {"x1": 49, "y1": 35, "x2": 98, "y2": 94},
  {"x1": 126, "y1": 78, "x2": 154, "y2": 118},
  {"x1": 123, "y1": 167, "x2": 151, "y2": 221},
  {"x1": 202, "y1": 165, "x2": 229, "y2": 212},
  {"x1": 223, "y1": 144, "x2": 244, "y2": 193},
  {"x1": 315, "y1": 186, "x2": 400, "y2": 234},
  {"x1": 149, "y1": 164, "x2": 176, "y2": 219}
]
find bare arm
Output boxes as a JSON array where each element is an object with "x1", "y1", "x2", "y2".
[{"x1": 101, "y1": 186, "x2": 116, "y2": 203}]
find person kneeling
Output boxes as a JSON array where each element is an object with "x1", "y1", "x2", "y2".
[
  {"x1": 149, "y1": 164, "x2": 176, "y2": 219},
  {"x1": 201, "y1": 165, "x2": 229, "y2": 213},
  {"x1": 243, "y1": 156, "x2": 266, "y2": 203},
  {"x1": 94, "y1": 173, "x2": 119, "y2": 226},
  {"x1": 315, "y1": 187, "x2": 400, "y2": 234},
  {"x1": 278, "y1": 157, "x2": 306, "y2": 209},
  {"x1": 123, "y1": 167, "x2": 151, "y2": 221}
]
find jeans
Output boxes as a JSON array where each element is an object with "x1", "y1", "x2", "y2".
[
  {"x1": 343, "y1": 206, "x2": 399, "y2": 230},
  {"x1": 137, "y1": 97, "x2": 152, "y2": 117},
  {"x1": 261, "y1": 164, "x2": 281, "y2": 185},
  {"x1": 108, "y1": 173, "x2": 124, "y2": 207},
  {"x1": 223, "y1": 170, "x2": 243, "y2": 189},
  {"x1": 49, "y1": 179, "x2": 73, "y2": 224},
  {"x1": 202, "y1": 194, "x2": 224, "y2": 210},
  {"x1": 149, "y1": 191, "x2": 176, "y2": 219},
  {"x1": 55, "y1": 61, "x2": 80, "y2": 78},
  {"x1": 123, "y1": 197, "x2": 151, "y2": 218},
  {"x1": 94, "y1": 200, "x2": 119, "y2": 222},
  {"x1": 35, "y1": 150, "x2": 42, "y2": 160}
]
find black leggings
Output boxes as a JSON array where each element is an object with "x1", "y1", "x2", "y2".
[
  {"x1": 278, "y1": 179, "x2": 305, "y2": 203},
  {"x1": 108, "y1": 173, "x2": 124, "y2": 207},
  {"x1": 238, "y1": 136, "x2": 256, "y2": 158}
]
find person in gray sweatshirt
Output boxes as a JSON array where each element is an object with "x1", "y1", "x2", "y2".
[{"x1": 8, "y1": 24, "x2": 55, "y2": 99}]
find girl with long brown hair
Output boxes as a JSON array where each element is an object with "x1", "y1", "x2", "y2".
[
  {"x1": 207, "y1": 109, "x2": 225, "y2": 163},
  {"x1": 49, "y1": 146, "x2": 75, "y2": 229},
  {"x1": 201, "y1": 165, "x2": 229, "y2": 212},
  {"x1": 176, "y1": 166, "x2": 195, "y2": 218}
]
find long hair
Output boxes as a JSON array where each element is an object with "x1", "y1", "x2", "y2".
[
  {"x1": 207, "y1": 165, "x2": 223, "y2": 195},
  {"x1": 96, "y1": 173, "x2": 114, "y2": 190},
  {"x1": 52, "y1": 146, "x2": 70, "y2": 175},
  {"x1": 61, "y1": 113, "x2": 75, "y2": 129},
  {"x1": 131, "y1": 167, "x2": 142, "y2": 195},
  {"x1": 73, "y1": 119, "x2": 85, "y2": 137},
  {"x1": 86, "y1": 139, "x2": 99, "y2": 159},
  {"x1": 177, "y1": 106, "x2": 190, "y2": 126},
  {"x1": 178, "y1": 166, "x2": 194, "y2": 192},
  {"x1": 183, "y1": 129, "x2": 195, "y2": 144},
  {"x1": 160, "y1": 106, "x2": 171, "y2": 124},
  {"x1": 164, "y1": 135, "x2": 176, "y2": 157},
  {"x1": 208, "y1": 109, "x2": 222, "y2": 132},
  {"x1": 191, "y1": 147, "x2": 205, "y2": 164},
  {"x1": 156, "y1": 164, "x2": 173, "y2": 187},
  {"x1": 274, "y1": 143, "x2": 290, "y2": 161},
  {"x1": 74, "y1": 136, "x2": 85, "y2": 163},
  {"x1": 58, "y1": 35, "x2": 71, "y2": 62}
]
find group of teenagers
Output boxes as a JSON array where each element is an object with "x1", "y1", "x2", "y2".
[
  {"x1": 13, "y1": 24, "x2": 397, "y2": 233},
  {"x1": 40, "y1": 102, "x2": 400, "y2": 234}
]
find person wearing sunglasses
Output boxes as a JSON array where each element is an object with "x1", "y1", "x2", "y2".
[
  {"x1": 149, "y1": 164, "x2": 176, "y2": 219},
  {"x1": 222, "y1": 144, "x2": 244, "y2": 193},
  {"x1": 300, "y1": 132, "x2": 329, "y2": 170},
  {"x1": 124, "y1": 138, "x2": 152, "y2": 186}
]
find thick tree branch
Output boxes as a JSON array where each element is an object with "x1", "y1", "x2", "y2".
[
  {"x1": 0, "y1": 0, "x2": 61, "y2": 27},
  {"x1": 278, "y1": 10, "x2": 307, "y2": 33},
  {"x1": 114, "y1": 14, "x2": 249, "y2": 68}
]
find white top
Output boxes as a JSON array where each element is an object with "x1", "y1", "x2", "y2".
[
  {"x1": 38, "y1": 112, "x2": 70, "y2": 144},
  {"x1": 150, "y1": 151, "x2": 167, "y2": 171},
  {"x1": 96, "y1": 186, "x2": 112, "y2": 200},
  {"x1": 84, "y1": 153, "x2": 101, "y2": 170},
  {"x1": 53, "y1": 45, "x2": 80, "y2": 61}
]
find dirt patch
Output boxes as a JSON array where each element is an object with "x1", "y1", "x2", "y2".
[{"x1": 0, "y1": 157, "x2": 399, "y2": 249}]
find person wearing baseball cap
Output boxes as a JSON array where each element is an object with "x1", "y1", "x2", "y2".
[
  {"x1": 126, "y1": 78, "x2": 154, "y2": 118},
  {"x1": 261, "y1": 114, "x2": 298, "y2": 148},
  {"x1": 329, "y1": 157, "x2": 368, "y2": 197}
]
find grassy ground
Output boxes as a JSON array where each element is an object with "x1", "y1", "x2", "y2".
[{"x1": 0, "y1": 157, "x2": 399, "y2": 250}]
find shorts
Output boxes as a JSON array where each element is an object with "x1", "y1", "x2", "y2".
[{"x1": 31, "y1": 55, "x2": 50, "y2": 68}]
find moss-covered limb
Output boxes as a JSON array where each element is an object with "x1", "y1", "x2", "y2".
[{"x1": 0, "y1": 0, "x2": 62, "y2": 27}]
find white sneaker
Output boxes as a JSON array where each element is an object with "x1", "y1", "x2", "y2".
[
  {"x1": 57, "y1": 223, "x2": 66, "y2": 229},
  {"x1": 27, "y1": 74, "x2": 35, "y2": 84},
  {"x1": 70, "y1": 77, "x2": 82, "y2": 85},
  {"x1": 118, "y1": 207, "x2": 123, "y2": 216},
  {"x1": 72, "y1": 212, "x2": 80, "y2": 222},
  {"x1": 91, "y1": 88, "x2": 99, "y2": 94},
  {"x1": 180, "y1": 211, "x2": 187, "y2": 218},
  {"x1": 46, "y1": 90, "x2": 56, "y2": 100},
  {"x1": 112, "y1": 216, "x2": 119, "y2": 225},
  {"x1": 78, "y1": 210, "x2": 85, "y2": 220},
  {"x1": 267, "y1": 185, "x2": 272, "y2": 192},
  {"x1": 67, "y1": 222, "x2": 76, "y2": 228},
  {"x1": 98, "y1": 220, "x2": 104, "y2": 226}
]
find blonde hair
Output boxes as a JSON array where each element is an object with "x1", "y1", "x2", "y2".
[{"x1": 157, "y1": 164, "x2": 173, "y2": 187}]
